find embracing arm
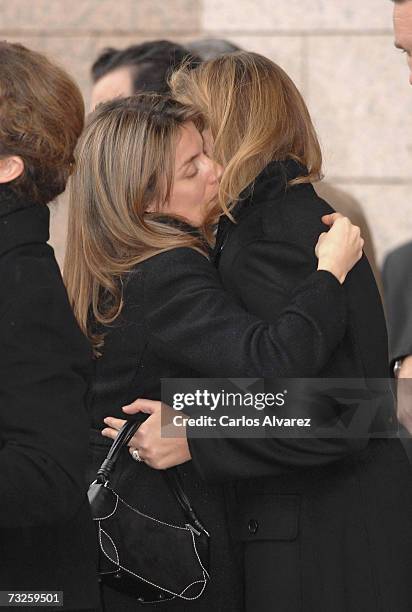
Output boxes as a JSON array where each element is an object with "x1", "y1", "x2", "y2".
[
  {"x1": 143, "y1": 247, "x2": 347, "y2": 378},
  {"x1": 187, "y1": 236, "x2": 368, "y2": 482},
  {"x1": 106, "y1": 236, "x2": 363, "y2": 477},
  {"x1": 107, "y1": 217, "x2": 365, "y2": 478}
]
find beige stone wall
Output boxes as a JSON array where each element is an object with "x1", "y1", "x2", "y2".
[{"x1": 1, "y1": 0, "x2": 411, "y2": 265}]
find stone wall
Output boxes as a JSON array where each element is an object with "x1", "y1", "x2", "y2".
[{"x1": 1, "y1": 0, "x2": 411, "y2": 264}]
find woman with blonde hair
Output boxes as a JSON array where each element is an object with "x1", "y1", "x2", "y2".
[
  {"x1": 64, "y1": 92, "x2": 363, "y2": 610},
  {"x1": 155, "y1": 51, "x2": 412, "y2": 611}
]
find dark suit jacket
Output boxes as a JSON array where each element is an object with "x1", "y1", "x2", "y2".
[
  {"x1": 187, "y1": 160, "x2": 412, "y2": 612},
  {"x1": 382, "y1": 240, "x2": 412, "y2": 367},
  {"x1": 0, "y1": 187, "x2": 98, "y2": 611}
]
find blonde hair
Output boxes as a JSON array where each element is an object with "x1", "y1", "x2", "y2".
[
  {"x1": 171, "y1": 51, "x2": 322, "y2": 216},
  {"x1": 64, "y1": 94, "x2": 207, "y2": 353}
]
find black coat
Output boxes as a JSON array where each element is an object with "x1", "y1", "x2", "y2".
[
  {"x1": 0, "y1": 188, "x2": 98, "y2": 611},
  {"x1": 188, "y1": 160, "x2": 412, "y2": 612},
  {"x1": 88, "y1": 217, "x2": 350, "y2": 611},
  {"x1": 382, "y1": 240, "x2": 412, "y2": 366}
]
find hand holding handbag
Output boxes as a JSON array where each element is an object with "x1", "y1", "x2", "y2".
[{"x1": 88, "y1": 419, "x2": 210, "y2": 604}]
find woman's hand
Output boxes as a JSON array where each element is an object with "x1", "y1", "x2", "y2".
[
  {"x1": 316, "y1": 213, "x2": 364, "y2": 284},
  {"x1": 101, "y1": 399, "x2": 192, "y2": 470}
]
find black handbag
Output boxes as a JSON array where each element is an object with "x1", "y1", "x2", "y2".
[{"x1": 88, "y1": 420, "x2": 210, "y2": 604}]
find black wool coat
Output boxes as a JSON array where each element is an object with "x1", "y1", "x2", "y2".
[
  {"x1": 187, "y1": 160, "x2": 412, "y2": 612},
  {"x1": 88, "y1": 217, "x2": 349, "y2": 611},
  {"x1": 0, "y1": 188, "x2": 99, "y2": 611}
]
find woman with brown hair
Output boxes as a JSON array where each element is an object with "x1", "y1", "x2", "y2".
[
  {"x1": 161, "y1": 52, "x2": 412, "y2": 611},
  {"x1": 64, "y1": 90, "x2": 363, "y2": 611},
  {"x1": 0, "y1": 42, "x2": 98, "y2": 610}
]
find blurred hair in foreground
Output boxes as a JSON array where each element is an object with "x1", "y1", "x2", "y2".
[{"x1": 0, "y1": 41, "x2": 84, "y2": 206}]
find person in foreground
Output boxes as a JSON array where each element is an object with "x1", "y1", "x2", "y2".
[
  {"x1": 382, "y1": 0, "x2": 412, "y2": 438},
  {"x1": 0, "y1": 42, "x2": 98, "y2": 610},
  {"x1": 108, "y1": 52, "x2": 412, "y2": 611},
  {"x1": 64, "y1": 93, "x2": 363, "y2": 610}
]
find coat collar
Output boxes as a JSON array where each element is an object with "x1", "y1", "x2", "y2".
[
  {"x1": 213, "y1": 159, "x2": 307, "y2": 265},
  {"x1": 0, "y1": 186, "x2": 50, "y2": 258},
  {"x1": 152, "y1": 214, "x2": 212, "y2": 254},
  {"x1": 152, "y1": 213, "x2": 202, "y2": 236},
  {"x1": 234, "y1": 158, "x2": 307, "y2": 219}
]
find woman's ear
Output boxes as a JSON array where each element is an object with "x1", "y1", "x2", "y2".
[{"x1": 0, "y1": 156, "x2": 24, "y2": 184}]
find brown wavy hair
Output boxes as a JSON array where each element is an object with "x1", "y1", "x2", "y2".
[
  {"x1": 0, "y1": 41, "x2": 84, "y2": 206},
  {"x1": 63, "y1": 94, "x2": 209, "y2": 354},
  {"x1": 171, "y1": 51, "x2": 322, "y2": 217}
]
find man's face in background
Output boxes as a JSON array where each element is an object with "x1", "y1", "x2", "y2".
[
  {"x1": 90, "y1": 66, "x2": 133, "y2": 110},
  {"x1": 394, "y1": 0, "x2": 412, "y2": 84}
]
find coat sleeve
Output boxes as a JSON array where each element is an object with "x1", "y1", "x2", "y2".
[
  {"x1": 141, "y1": 247, "x2": 370, "y2": 482},
  {"x1": 0, "y1": 265, "x2": 92, "y2": 528},
  {"x1": 143, "y1": 247, "x2": 347, "y2": 379},
  {"x1": 144, "y1": 244, "x2": 372, "y2": 483},
  {"x1": 185, "y1": 238, "x2": 372, "y2": 483},
  {"x1": 382, "y1": 243, "x2": 412, "y2": 368}
]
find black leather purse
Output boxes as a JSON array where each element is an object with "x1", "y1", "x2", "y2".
[{"x1": 88, "y1": 420, "x2": 210, "y2": 604}]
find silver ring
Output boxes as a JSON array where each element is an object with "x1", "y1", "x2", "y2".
[{"x1": 132, "y1": 448, "x2": 143, "y2": 462}]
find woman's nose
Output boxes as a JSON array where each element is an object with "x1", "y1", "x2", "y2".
[
  {"x1": 214, "y1": 161, "x2": 224, "y2": 181},
  {"x1": 204, "y1": 155, "x2": 223, "y2": 183}
]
